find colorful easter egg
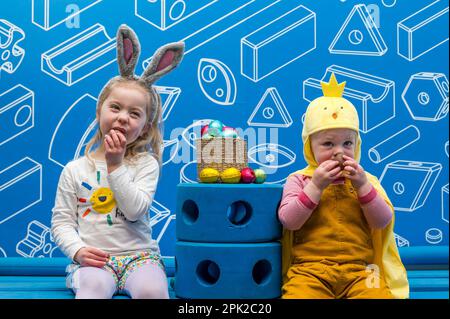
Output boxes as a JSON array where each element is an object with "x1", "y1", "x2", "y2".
[
  {"x1": 254, "y1": 168, "x2": 267, "y2": 184},
  {"x1": 201, "y1": 125, "x2": 209, "y2": 137},
  {"x1": 207, "y1": 120, "x2": 224, "y2": 137},
  {"x1": 241, "y1": 167, "x2": 256, "y2": 183},
  {"x1": 221, "y1": 126, "x2": 238, "y2": 138},
  {"x1": 199, "y1": 168, "x2": 220, "y2": 183},
  {"x1": 220, "y1": 168, "x2": 241, "y2": 183}
]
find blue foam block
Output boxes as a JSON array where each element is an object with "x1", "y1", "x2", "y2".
[
  {"x1": 176, "y1": 183, "x2": 283, "y2": 242},
  {"x1": 175, "y1": 241, "x2": 281, "y2": 299}
]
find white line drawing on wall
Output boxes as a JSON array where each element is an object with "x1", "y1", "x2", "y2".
[
  {"x1": 162, "y1": 138, "x2": 179, "y2": 166},
  {"x1": 155, "y1": 86, "x2": 181, "y2": 122},
  {"x1": 0, "y1": 157, "x2": 42, "y2": 225},
  {"x1": 397, "y1": 0, "x2": 449, "y2": 61},
  {"x1": 140, "y1": 0, "x2": 281, "y2": 64},
  {"x1": 181, "y1": 119, "x2": 213, "y2": 150},
  {"x1": 382, "y1": 0, "x2": 397, "y2": 8},
  {"x1": 31, "y1": 0, "x2": 102, "y2": 31},
  {"x1": 303, "y1": 65, "x2": 395, "y2": 133},
  {"x1": 41, "y1": 23, "x2": 116, "y2": 86},
  {"x1": 156, "y1": 214, "x2": 176, "y2": 260},
  {"x1": 150, "y1": 200, "x2": 171, "y2": 227},
  {"x1": 379, "y1": 160, "x2": 442, "y2": 212},
  {"x1": 198, "y1": 58, "x2": 236, "y2": 105},
  {"x1": 368, "y1": 125, "x2": 420, "y2": 164},
  {"x1": 241, "y1": 4, "x2": 316, "y2": 82},
  {"x1": 445, "y1": 141, "x2": 449, "y2": 157},
  {"x1": 180, "y1": 160, "x2": 198, "y2": 184},
  {"x1": 402, "y1": 72, "x2": 449, "y2": 121},
  {"x1": 0, "y1": 19, "x2": 25, "y2": 76},
  {"x1": 329, "y1": 4, "x2": 387, "y2": 56},
  {"x1": 179, "y1": 0, "x2": 281, "y2": 55},
  {"x1": 135, "y1": 0, "x2": 218, "y2": 31},
  {"x1": 49, "y1": 94, "x2": 97, "y2": 168},
  {"x1": 248, "y1": 143, "x2": 296, "y2": 184},
  {"x1": 16, "y1": 220, "x2": 59, "y2": 258},
  {"x1": 425, "y1": 228, "x2": 443, "y2": 244},
  {"x1": 247, "y1": 87, "x2": 292, "y2": 128},
  {"x1": 0, "y1": 246, "x2": 6, "y2": 257},
  {"x1": 394, "y1": 233, "x2": 410, "y2": 247},
  {"x1": 442, "y1": 184, "x2": 448, "y2": 223},
  {"x1": 0, "y1": 84, "x2": 34, "y2": 147}
]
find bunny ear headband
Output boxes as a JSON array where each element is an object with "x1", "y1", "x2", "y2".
[{"x1": 111, "y1": 24, "x2": 184, "y2": 122}]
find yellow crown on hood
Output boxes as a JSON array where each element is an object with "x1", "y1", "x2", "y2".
[{"x1": 302, "y1": 73, "x2": 361, "y2": 169}]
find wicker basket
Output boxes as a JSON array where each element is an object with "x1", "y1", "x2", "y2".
[{"x1": 196, "y1": 138, "x2": 248, "y2": 179}]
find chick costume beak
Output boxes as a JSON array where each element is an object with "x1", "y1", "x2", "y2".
[{"x1": 281, "y1": 73, "x2": 409, "y2": 298}]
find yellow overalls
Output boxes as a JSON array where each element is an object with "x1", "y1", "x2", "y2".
[{"x1": 282, "y1": 180, "x2": 393, "y2": 299}]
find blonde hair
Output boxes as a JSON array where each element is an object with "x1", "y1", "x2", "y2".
[{"x1": 84, "y1": 77, "x2": 163, "y2": 167}]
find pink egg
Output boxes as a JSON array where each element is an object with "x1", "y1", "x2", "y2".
[
  {"x1": 241, "y1": 167, "x2": 256, "y2": 184},
  {"x1": 201, "y1": 125, "x2": 209, "y2": 136}
]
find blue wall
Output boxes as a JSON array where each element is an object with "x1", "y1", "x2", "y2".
[{"x1": 0, "y1": 0, "x2": 448, "y2": 259}]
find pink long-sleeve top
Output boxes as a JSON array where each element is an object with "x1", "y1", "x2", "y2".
[{"x1": 278, "y1": 174, "x2": 393, "y2": 231}]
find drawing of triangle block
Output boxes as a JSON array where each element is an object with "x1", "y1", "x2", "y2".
[
  {"x1": 248, "y1": 88, "x2": 292, "y2": 127},
  {"x1": 329, "y1": 4, "x2": 387, "y2": 56},
  {"x1": 154, "y1": 86, "x2": 181, "y2": 122}
]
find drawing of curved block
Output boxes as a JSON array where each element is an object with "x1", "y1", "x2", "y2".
[
  {"x1": 0, "y1": 246, "x2": 6, "y2": 257},
  {"x1": 16, "y1": 220, "x2": 59, "y2": 258},
  {"x1": 303, "y1": 65, "x2": 395, "y2": 133},
  {"x1": 247, "y1": 143, "x2": 295, "y2": 184},
  {"x1": 379, "y1": 160, "x2": 442, "y2": 212},
  {"x1": 135, "y1": 0, "x2": 218, "y2": 30},
  {"x1": 0, "y1": 85, "x2": 34, "y2": 146},
  {"x1": 329, "y1": 4, "x2": 387, "y2": 56},
  {"x1": 402, "y1": 72, "x2": 449, "y2": 121},
  {"x1": 198, "y1": 58, "x2": 236, "y2": 105},
  {"x1": 394, "y1": 233, "x2": 410, "y2": 247},
  {"x1": 247, "y1": 88, "x2": 292, "y2": 128},
  {"x1": 48, "y1": 94, "x2": 97, "y2": 168},
  {"x1": 397, "y1": 0, "x2": 449, "y2": 61},
  {"x1": 181, "y1": 119, "x2": 213, "y2": 149},
  {"x1": 241, "y1": 4, "x2": 316, "y2": 82},
  {"x1": 32, "y1": 0, "x2": 102, "y2": 31},
  {"x1": 0, "y1": 19, "x2": 25, "y2": 74},
  {"x1": 41, "y1": 24, "x2": 116, "y2": 86},
  {"x1": 368, "y1": 125, "x2": 420, "y2": 163},
  {"x1": 0, "y1": 158, "x2": 42, "y2": 225},
  {"x1": 175, "y1": 241, "x2": 281, "y2": 298}
]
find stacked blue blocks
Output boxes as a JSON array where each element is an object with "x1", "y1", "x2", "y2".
[{"x1": 175, "y1": 183, "x2": 283, "y2": 298}]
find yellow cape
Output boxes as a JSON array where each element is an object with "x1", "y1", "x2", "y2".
[{"x1": 282, "y1": 74, "x2": 409, "y2": 298}]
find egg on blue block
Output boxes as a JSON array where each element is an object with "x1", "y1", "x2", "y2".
[
  {"x1": 241, "y1": 167, "x2": 256, "y2": 184},
  {"x1": 207, "y1": 120, "x2": 223, "y2": 137},
  {"x1": 221, "y1": 126, "x2": 238, "y2": 138},
  {"x1": 254, "y1": 168, "x2": 266, "y2": 184}
]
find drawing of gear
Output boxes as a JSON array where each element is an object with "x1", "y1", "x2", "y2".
[
  {"x1": 16, "y1": 220, "x2": 58, "y2": 258},
  {"x1": 0, "y1": 19, "x2": 25, "y2": 75}
]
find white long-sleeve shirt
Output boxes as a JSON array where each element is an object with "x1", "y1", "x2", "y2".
[{"x1": 51, "y1": 153, "x2": 160, "y2": 261}]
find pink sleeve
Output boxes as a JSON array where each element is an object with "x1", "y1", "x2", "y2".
[
  {"x1": 358, "y1": 185, "x2": 393, "y2": 229},
  {"x1": 278, "y1": 175, "x2": 317, "y2": 231}
]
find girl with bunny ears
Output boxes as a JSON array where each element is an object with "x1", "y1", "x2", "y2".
[{"x1": 51, "y1": 25, "x2": 184, "y2": 299}]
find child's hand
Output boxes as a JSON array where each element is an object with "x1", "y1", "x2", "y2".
[
  {"x1": 341, "y1": 155, "x2": 369, "y2": 190},
  {"x1": 311, "y1": 160, "x2": 342, "y2": 190},
  {"x1": 74, "y1": 247, "x2": 110, "y2": 268},
  {"x1": 105, "y1": 129, "x2": 127, "y2": 173}
]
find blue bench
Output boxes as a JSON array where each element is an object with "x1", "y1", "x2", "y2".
[{"x1": 0, "y1": 246, "x2": 447, "y2": 299}]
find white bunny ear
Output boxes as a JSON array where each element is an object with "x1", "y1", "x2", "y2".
[
  {"x1": 142, "y1": 42, "x2": 185, "y2": 85},
  {"x1": 116, "y1": 24, "x2": 140, "y2": 78}
]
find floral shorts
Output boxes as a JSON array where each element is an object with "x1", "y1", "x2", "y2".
[{"x1": 66, "y1": 251, "x2": 164, "y2": 292}]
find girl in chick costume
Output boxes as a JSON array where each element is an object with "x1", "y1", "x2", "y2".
[{"x1": 278, "y1": 74, "x2": 409, "y2": 299}]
